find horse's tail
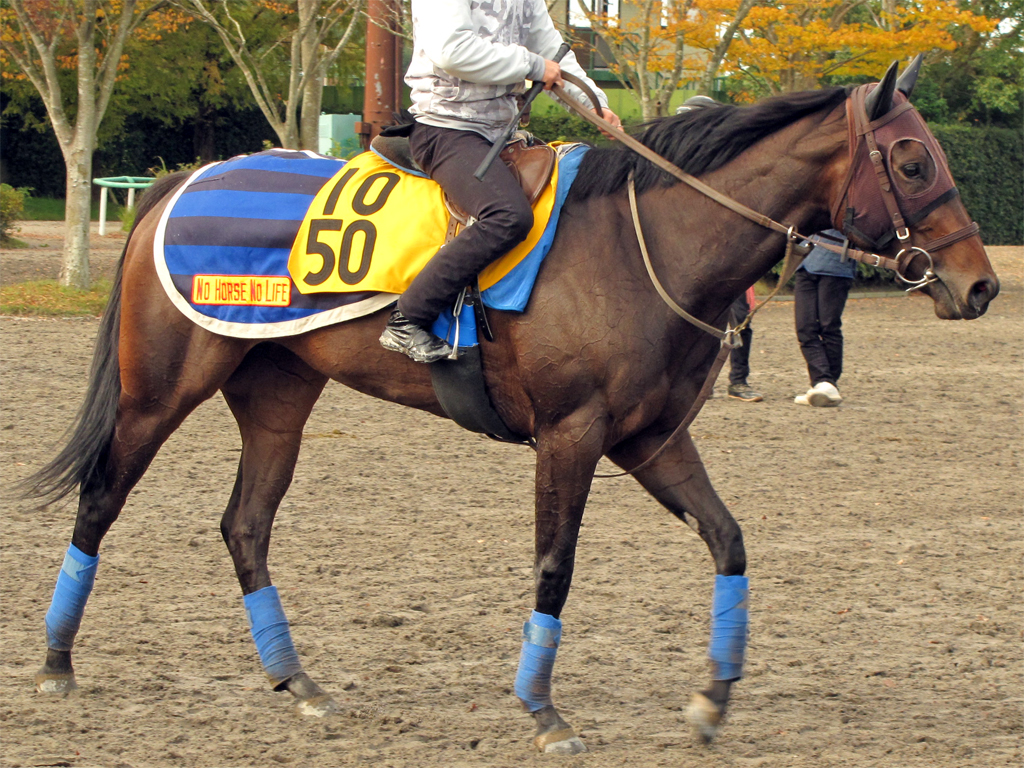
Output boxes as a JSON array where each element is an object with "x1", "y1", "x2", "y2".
[{"x1": 19, "y1": 172, "x2": 191, "y2": 506}]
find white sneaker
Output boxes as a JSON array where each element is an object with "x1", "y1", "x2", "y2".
[
  {"x1": 806, "y1": 381, "x2": 842, "y2": 407},
  {"x1": 794, "y1": 394, "x2": 810, "y2": 405}
]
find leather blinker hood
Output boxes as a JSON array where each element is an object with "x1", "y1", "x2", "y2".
[{"x1": 838, "y1": 85, "x2": 959, "y2": 252}]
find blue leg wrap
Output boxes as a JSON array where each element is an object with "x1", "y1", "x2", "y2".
[
  {"x1": 45, "y1": 544, "x2": 99, "y2": 652},
  {"x1": 708, "y1": 574, "x2": 749, "y2": 680},
  {"x1": 514, "y1": 610, "x2": 562, "y2": 712},
  {"x1": 243, "y1": 586, "x2": 303, "y2": 687}
]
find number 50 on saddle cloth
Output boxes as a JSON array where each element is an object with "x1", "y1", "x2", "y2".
[{"x1": 153, "y1": 145, "x2": 589, "y2": 340}]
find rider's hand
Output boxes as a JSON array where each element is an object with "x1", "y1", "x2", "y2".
[
  {"x1": 592, "y1": 107, "x2": 622, "y2": 137},
  {"x1": 540, "y1": 59, "x2": 564, "y2": 90}
]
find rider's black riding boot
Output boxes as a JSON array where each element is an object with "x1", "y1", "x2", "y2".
[{"x1": 379, "y1": 309, "x2": 454, "y2": 364}]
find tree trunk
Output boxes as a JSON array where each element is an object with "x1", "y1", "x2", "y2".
[
  {"x1": 299, "y1": 0, "x2": 322, "y2": 151},
  {"x1": 61, "y1": 142, "x2": 94, "y2": 289},
  {"x1": 59, "y1": 8, "x2": 100, "y2": 291},
  {"x1": 193, "y1": 113, "x2": 217, "y2": 163},
  {"x1": 301, "y1": 77, "x2": 323, "y2": 151},
  {"x1": 282, "y1": 117, "x2": 302, "y2": 149},
  {"x1": 698, "y1": 0, "x2": 757, "y2": 95}
]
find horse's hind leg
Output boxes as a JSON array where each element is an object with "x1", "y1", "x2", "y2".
[
  {"x1": 36, "y1": 335, "x2": 246, "y2": 694},
  {"x1": 609, "y1": 429, "x2": 748, "y2": 743},
  {"x1": 218, "y1": 344, "x2": 333, "y2": 716}
]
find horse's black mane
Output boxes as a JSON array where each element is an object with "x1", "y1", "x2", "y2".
[{"x1": 567, "y1": 86, "x2": 850, "y2": 202}]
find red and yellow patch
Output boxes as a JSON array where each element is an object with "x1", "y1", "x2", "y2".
[{"x1": 191, "y1": 275, "x2": 292, "y2": 307}]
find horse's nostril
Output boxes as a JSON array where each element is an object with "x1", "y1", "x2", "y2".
[{"x1": 968, "y1": 277, "x2": 999, "y2": 310}]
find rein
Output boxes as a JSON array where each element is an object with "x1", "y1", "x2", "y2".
[
  {"x1": 594, "y1": 191, "x2": 806, "y2": 479},
  {"x1": 553, "y1": 77, "x2": 977, "y2": 289},
  {"x1": 549, "y1": 77, "x2": 976, "y2": 479},
  {"x1": 551, "y1": 78, "x2": 815, "y2": 478}
]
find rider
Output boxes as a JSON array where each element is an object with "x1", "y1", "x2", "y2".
[{"x1": 379, "y1": 0, "x2": 622, "y2": 363}]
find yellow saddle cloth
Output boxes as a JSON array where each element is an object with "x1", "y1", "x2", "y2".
[{"x1": 287, "y1": 151, "x2": 558, "y2": 296}]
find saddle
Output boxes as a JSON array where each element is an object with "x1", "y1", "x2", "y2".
[
  {"x1": 370, "y1": 129, "x2": 554, "y2": 446},
  {"x1": 370, "y1": 131, "x2": 556, "y2": 225}
]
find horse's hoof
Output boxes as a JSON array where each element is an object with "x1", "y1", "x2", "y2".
[
  {"x1": 35, "y1": 671, "x2": 77, "y2": 695},
  {"x1": 534, "y1": 728, "x2": 587, "y2": 754},
  {"x1": 295, "y1": 694, "x2": 340, "y2": 718},
  {"x1": 686, "y1": 692, "x2": 722, "y2": 743}
]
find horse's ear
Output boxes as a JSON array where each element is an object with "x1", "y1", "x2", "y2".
[
  {"x1": 896, "y1": 54, "x2": 923, "y2": 99},
  {"x1": 864, "y1": 60, "x2": 899, "y2": 121}
]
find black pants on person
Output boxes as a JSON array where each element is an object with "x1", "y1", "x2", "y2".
[
  {"x1": 727, "y1": 293, "x2": 753, "y2": 386},
  {"x1": 398, "y1": 122, "x2": 534, "y2": 327},
  {"x1": 793, "y1": 270, "x2": 853, "y2": 387}
]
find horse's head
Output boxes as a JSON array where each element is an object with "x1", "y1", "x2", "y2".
[{"x1": 832, "y1": 58, "x2": 999, "y2": 319}]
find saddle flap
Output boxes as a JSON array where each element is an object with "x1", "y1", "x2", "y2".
[
  {"x1": 500, "y1": 135, "x2": 557, "y2": 206},
  {"x1": 369, "y1": 134, "x2": 426, "y2": 176}
]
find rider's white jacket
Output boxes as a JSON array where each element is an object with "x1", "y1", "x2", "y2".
[{"x1": 406, "y1": 0, "x2": 608, "y2": 141}]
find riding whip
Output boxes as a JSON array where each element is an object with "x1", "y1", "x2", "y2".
[{"x1": 473, "y1": 42, "x2": 571, "y2": 181}]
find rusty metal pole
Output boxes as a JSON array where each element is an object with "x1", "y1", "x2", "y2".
[{"x1": 358, "y1": 0, "x2": 401, "y2": 149}]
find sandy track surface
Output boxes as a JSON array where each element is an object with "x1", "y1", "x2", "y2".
[{"x1": 1, "y1": 224, "x2": 1021, "y2": 768}]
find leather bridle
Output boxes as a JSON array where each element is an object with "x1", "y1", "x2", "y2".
[{"x1": 831, "y1": 83, "x2": 980, "y2": 292}]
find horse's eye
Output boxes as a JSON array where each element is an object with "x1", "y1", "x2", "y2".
[{"x1": 903, "y1": 163, "x2": 921, "y2": 178}]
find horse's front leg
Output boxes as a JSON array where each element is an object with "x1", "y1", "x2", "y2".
[
  {"x1": 517, "y1": 412, "x2": 606, "y2": 754},
  {"x1": 609, "y1": 428, "x2": 748, "y2": 743}
]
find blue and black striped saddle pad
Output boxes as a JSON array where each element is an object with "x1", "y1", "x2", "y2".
[{"x1": 153, "y1": 146, "x2": 589, "y2": 341}]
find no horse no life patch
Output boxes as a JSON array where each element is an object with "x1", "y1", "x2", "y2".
[{"x1": 192, "y1": 275, "x2": 292, "y2": 307}]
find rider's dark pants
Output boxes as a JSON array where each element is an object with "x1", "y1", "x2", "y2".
[
  {"x1": 794, "y1": 270, "x2": 853, "y2": 386},
  {"x1": 727, "y1": 292, "x2": 753, "y2": 386},
  {"x1": 398, "y1": 122, "x2": 534, "y2": 328}
]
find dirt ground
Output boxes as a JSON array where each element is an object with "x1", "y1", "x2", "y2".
[{"x1": 1, "y1": 223, "x2": 1021, "y2": 768}]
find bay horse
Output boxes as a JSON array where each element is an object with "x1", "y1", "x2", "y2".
[{"x1": 24, "y1": 62, "x2": 998, "y2": 753}]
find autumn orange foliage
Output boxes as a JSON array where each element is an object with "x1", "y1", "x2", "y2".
[
  {"x1": 0, "y1": 2, "x2": 193, "y2": 80},
  {"x1": 579, "y1": 0, "x2": 998, "y2": 110},
  {"x1": 734, "y1": 0, "x2": 996, "y2": 96}
]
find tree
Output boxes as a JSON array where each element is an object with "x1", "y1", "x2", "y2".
[
  {"x1": 729, "y1": 1, "x2": 997, "y2": 97},
  {"x1": 1, "y1": 0, "x2": 171, "y2": 288},
  {"x1": 914, "y1": 0, "x2": 1022, "y2": 127},
  {"x1": 178, "y1": 0, "x2": 364, "y2": 150},
  {"x1": 577, "y1": 0, "x2": 758, "y2": 120},
  {"x1": 105, "y1": 10, "x2": 260, "y2": 162}
]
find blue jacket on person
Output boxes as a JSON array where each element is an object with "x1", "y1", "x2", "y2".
[{"x1": 799, "y1": 228, "x2": 858, "y2": 279}]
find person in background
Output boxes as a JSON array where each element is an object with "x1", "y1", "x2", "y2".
[
  {"x1": 793, "y1": 229, "x2": 857, "y2": 406},
  {"x1": 726, "y1": 287, "x2": 762, "y2": 402}
]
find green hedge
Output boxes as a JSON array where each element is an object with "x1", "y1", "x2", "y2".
[
  {"x1": 930, "y1": 125, "x2": 1023, "y2": 245},
  {"x1": 0, "y1": 183, "x2": 28, "y2": 244},
  {"x1": 521, "y1": 111, "x2": 605, "y2": 145}
]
